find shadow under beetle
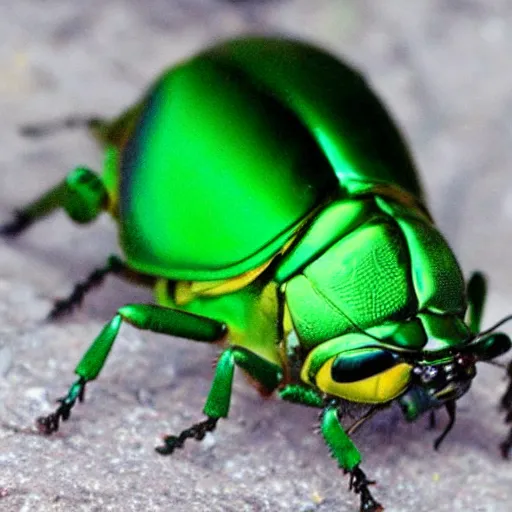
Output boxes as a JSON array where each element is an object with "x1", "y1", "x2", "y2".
[{"x1": 3, "y1": 37, "x2": 512, "y2": 511}]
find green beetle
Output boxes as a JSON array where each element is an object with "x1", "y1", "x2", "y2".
[{"x1": 2, "y1": 37, "x2": 512, "y2": 511}]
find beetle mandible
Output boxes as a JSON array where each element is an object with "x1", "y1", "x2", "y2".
[{"x1": 3, "y1": 37, "x2": 512, "y2": 512}]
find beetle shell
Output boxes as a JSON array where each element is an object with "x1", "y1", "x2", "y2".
[{"x1": 101, "y1": 38, "x2": 421, "y2": 281}]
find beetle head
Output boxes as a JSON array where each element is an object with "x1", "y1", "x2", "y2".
[
  {"x1": 399, "y1": 353, "x2": 475, "y2": 421},
  {"x1": 399, "y1": 331, "x2": 511, "y2": 421}
]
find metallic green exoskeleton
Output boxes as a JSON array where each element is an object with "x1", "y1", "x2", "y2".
[{"x1": 3, "y1": 37, "x2": 512, "y2": 511}]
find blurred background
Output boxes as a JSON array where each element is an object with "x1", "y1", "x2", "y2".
[{"x1": 1, "y1": 1, "x2": 512, "y2": 511}]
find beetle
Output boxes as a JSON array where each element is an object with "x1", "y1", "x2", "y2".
[{"x1": 2, "y1": 37, "x2": 512, "y2": 511}]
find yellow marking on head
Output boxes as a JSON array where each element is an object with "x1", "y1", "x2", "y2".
[{"x1": 315, "y1": 358, "x2": 412, "y2": 404}]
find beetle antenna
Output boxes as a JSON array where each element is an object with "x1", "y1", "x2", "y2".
[
  {"x1": 433, "y1": 400, "x2": 456, "y2": 451},
  {"x1": 477, "y1": 314, "x2": 512, "y2": 338}
]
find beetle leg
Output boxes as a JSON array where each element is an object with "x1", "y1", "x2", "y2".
[
  {"x1": 20, "y1": 103, "x2": 140, "y2": 147},
  {"x1": 156, "y1": 346, "x2": 282, "y2": 455},
  {"x1": 320, "y1": 401, "x2": 383, "y2": 511},
  {"x1": 0, "y1": 166, "x2": 108, "y2": 236},
  {"x1": 433, "y1": 400, "x2": 456, "y2": 450},
  {"x1": 466, "y1": 271, "x2": 487, "y2": 335},
  {"x1": 155, "y1": 417, "x2": 220, "y2": 455},
  {"x1": 36, "y1": 304, "x2": 226, "y2": 435},
  {"x1": 499, "y1": 361, "x2": 512, "y2": 458},
  {"x1": 278, "y1": 384, "x2": 324, "y2": 408},
  {"x1": 0, "y1": 180, "x2": 68, "y2": 236},
  {"x1": 428, "y1": 409, "x2": 437, "y2": 429},
  {"x1": 19, "y1": 116, "x2": 103, "y2": 138},
  {"x1": 47, "y1": 255, "x2": 156, "y2": 320},
  {"x1": 349, "y1": 467, "x2": 384, "y2": 512},
  {"x1": 499, "y1": 422, "x2": 512, "y2": 459}
]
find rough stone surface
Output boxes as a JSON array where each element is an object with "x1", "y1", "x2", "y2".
[{"x1": 1, "y1": 1, "x2": 512, "y2": 511}]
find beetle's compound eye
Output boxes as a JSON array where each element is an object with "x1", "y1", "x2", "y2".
[
  {"x1": 331, "y1": 349, "x2": 398, "y2": 383},
  {"x1": 314, "y1": 349, "x2": 412, "y2": 404}
]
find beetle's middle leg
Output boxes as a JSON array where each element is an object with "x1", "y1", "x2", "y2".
[
  {"x1": 156, "y1": 346, "x2": 282, "y2": 455},
  {"x1": 36, "y1": 304, "x2": 227, "y2": 435}
]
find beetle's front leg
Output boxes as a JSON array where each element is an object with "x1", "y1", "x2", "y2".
[
  {"x1": 156, "y1": 346, "x2": 282, "y2": 454},
  {"x1": 37, "y1": 304, "x2": 226, "y2": 434},
  {"x1": 280, "y1": 386, "x2": 383, "y2": 510},
  {"x1": 321, "y1": 402, "x2": 383, "y2": 512}
]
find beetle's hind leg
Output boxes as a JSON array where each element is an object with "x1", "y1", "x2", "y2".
[
  {"x1": 47, "y1": 256, "x2": 156, "y2": 321},
  {"x1": 0, "y1": 166, "x2": 109, "y2": 237},
  {"x1": 20, "y1": 104, "x2": 140, "y2": 147},
  {"x1": 0, "y1": 165, "x2": 120, "y2": 317},
  {"x1": 320, "y1": 402, "x2": 383, "y2": 512},
  {"x1": 19, "y1": 116, "x2": 104, "y2": 139}
]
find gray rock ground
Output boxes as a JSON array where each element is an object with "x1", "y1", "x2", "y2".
[{"x1": 1, "y1": 1, "x2": 512, "y2": 511}]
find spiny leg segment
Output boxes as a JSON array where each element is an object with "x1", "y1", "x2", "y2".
[
  {"x1": 280, "y1": 386, "x2": 383, "y2": 512},
  {"x1": 37, "y1": 304, "x2": 226, "y2": 434}
]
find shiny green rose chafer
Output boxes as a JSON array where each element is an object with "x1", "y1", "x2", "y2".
[{"x1": 3, "y1": 37, "x2": 512, "y2": 511}]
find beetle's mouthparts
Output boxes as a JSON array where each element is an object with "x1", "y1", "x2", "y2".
[
  {"x1": 398, "y1": 385, "x2": 441, "y2": 421},
  {"x1": 398, "y1": 356, "x2": 476, "y2": 422}
]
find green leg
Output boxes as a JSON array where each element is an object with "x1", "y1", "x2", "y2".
[
  {"x1": 321, "y1": 401, "x2": 383, "y2": 512},
  {"x1": 279, "y1": 386, "x2": 383, "y2": 510},
  {"x1": 466, "y1": 271, "x2": 487, "y2": 335},
  {"x1": 0, "y1": 166, "x2": 108, "y2": 236},
  {"x1": 279, "y1": 384, "x2": 324, "y2": 408},
  {"x1": 37, "y1": 303, "x2": 227, "y2": 434},
  {"x1": 156, "y1": 346, "x2": 282, "y2": 455},
  {"x1": 1, "y1": 166, "x2": 123, "y2": 318}
]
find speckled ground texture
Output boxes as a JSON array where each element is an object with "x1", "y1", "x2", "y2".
[{"x1": 1, "y1": 1, "x2": 512, "y2": 511}]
